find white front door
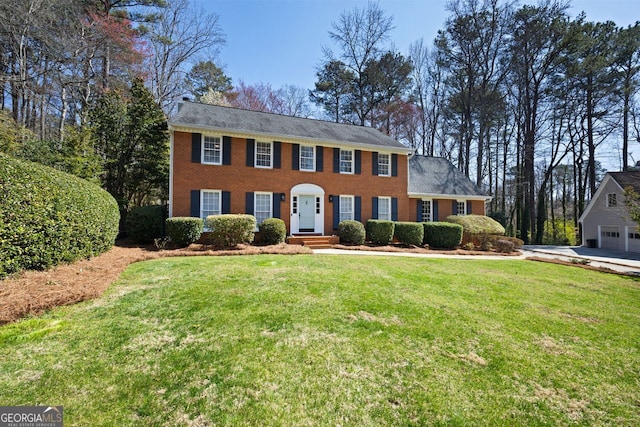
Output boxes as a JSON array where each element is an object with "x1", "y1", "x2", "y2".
[{"x1": 299, "y1": 195, "x2": 316, "y2": 232}]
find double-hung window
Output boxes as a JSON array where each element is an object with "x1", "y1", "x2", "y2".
[
  {"x1": 340, "y1": 149, "x2": 353, "y2": 174},
  {"x1": 254, "y1": 192, "x2": 272, "y2": 226},
  {"x1": 339, "y1": 195, "x2": 354, "y2": 222},
  {"x1": 202, "y1": 136, "x2": 222, "y2": 164},
  {"x1": 378, "y1": 197, "x2": 391, "y2": 220},
  {"x1": 255, "y1": 141, "x2": 273, "y2": 168},
  {"x1": 421, "y1": 200, "x2": 432, "y2": 222},
  {"x1": 201, "y1": 190, "x2": 221, "y2": 219},
  {"x1": 300, "y1": 145, "x2": 315, "y2": 171},
  {"x1": 378, "y1": 153, "x2": 390, "y2": 176}
]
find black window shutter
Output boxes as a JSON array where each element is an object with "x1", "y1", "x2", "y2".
[
  {"x1": 433, "y1": 201, "x2": 439, "y2": 221},
  {"x1": 467, "y1": 200, "x2": 472, "y2": 215},
  {"x1": 222, "y1": 136, "x2": 232, "y2": 165},
  {"x1": 333, "y1": 148, "x2": 340, "y2": 173},
  {"x1": 292, "y1": 144, "x2": 300, "y2": 170},
  {"x1": 245, "y1": 192, "x2": 254, "y2": 215},
  {"x1": 316, "y1": 146, "x2": 323, "y2": 172},
  {"x1": 392, "y1": 198, "x2": 398, "y2": 221},
  {"x1": 190, "y1": 190, "x2": 200, "y2": 217},
  {"x1": 272, "y1": 193, "x2": 281, "y2": 218},
  {"x1": 355, "y1": 196, "x2": 361, "y2": 222},
  {"x1": 274, "y1": 141, "x2": 282, "y2": 169},
  {"x1": 416, "y1": 200, "x2": 423, "y2": 222},
  {"x1": 355, "y1": 150, "x2": 361, "y2": 174},
  {"x1": 452, "y1": 200, "x2": 457, "y2": 215},
  {"x1": 372, "y1": 152, "x2": 379, "y2": 175},
  {"x1": 191, "y1": 133, "x2": 201, "y2": 163},
  {"x1": 333, "y1": 196, "x2": 340, "y2": 229},
  {"x1": 372, "y1": 197, "x2": 379, "y2": 219},
  {"x1": 222, "y1": 191, "x2": 231, "y2": 214},
  {"x1": 391, "y1": 154, "x2": 398, "y2": 177},
  {"x1": 246, "y1": 139, "x2": 255, "y2": 167}
]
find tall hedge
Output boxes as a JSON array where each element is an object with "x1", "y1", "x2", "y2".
[
  {"x1": 423, "y1": 222, "x2": 463, "y2": 249},
  {"x1": 0, "y1": 154, "x2": 120, "y2": 278}
]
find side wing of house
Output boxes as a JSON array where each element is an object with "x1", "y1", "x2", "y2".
[
  {"x1": 169, "y1": 103, "x2": 412, "y2": 236},
  {"x1": 579, "y1": 174, "x2": 640, "y2": 251}
]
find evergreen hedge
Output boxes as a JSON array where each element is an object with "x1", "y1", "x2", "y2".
[
  {"x1": 366, "y1": 220, "x2": 395, "y2": 245},
  {"x1": 337, "y1": 220, "x2": 366, "y2": 245},
  {"x1": 126, "y1": 205, "x2": 165, "y2": 244},
  {"x1": 0, "y1": 153, "x2": 119, "y2": 278},
  {"x1": 423, "y1": 222, "x2": 463, "y2": 249},
  {"x1": 394, "y1": 222, "x2": 424, "y2": 246},
  {"x1": 166, "y1": 217, "x2": 203, "y2": 247},
  {"x1": 258, "y1": 218, "x2": 287, "y2": 245},
  {"x1": 205, "y1": 214, "x2": 256, "y2": 249}
]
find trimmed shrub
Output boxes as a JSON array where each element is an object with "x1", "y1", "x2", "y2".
[
  {"x1": 446, "y1": 215, "x2": 506, "y2": 250},
  {"x1": 0, "y1": 153, "x2": 119, "y2": 278},
  {"x1": 126, "y1": 205, "x2": 164, "y2": 244},
  {"x1": 394, "y1": 222, "x2": 424, "y2": 246},
  {"x1": 259, "y1": 218, "x2": 287, "y2": 245},
  {"x1": 337, "y1": 220, "x2": 366, "y2": 245},
  {"x1": 423, "y1": 222, "x2": 463, "y2": 249},
  {"x1": 205, "y1": 214, "x2": 256, "y2": 249},
  {"x1": 366, "y1": 220, "x2": 395, "y2": 245},
  {"x1": 166, "y1": 217, "x2": 203, "y2": 247},
  {"x1": 494, "y1": 239, "x2": 516, "y2": 253}
]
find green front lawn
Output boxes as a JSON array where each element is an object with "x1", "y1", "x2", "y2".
[{"x1": 1, "y1": 255, "x2": 639, "y2": 426}]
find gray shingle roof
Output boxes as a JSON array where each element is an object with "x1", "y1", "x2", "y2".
[
  {"x1": 609, "y1": 171, "x2": 640, "y2": 193},
  {"x1": 409, "y1": 156, "x2": 487, "y2": 198},
  {"x1": 170, "y1": 102, "x2": 409, "y2": 151}
]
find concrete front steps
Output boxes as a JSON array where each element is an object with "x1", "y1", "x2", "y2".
[{"x1": 287, "y1": 235, "x2": 339, "y2": 249}]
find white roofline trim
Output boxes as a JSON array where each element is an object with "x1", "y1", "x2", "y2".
[
  {"x1": 578, "y1": 174, "x2": 622, "y2": 223},
  {"x1": 408, "y1": 192, "x2": 492, "y2": 201}
]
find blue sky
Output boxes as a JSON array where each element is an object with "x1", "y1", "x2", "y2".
[{"x1": 196, "y1": 0, "x2": 640, "y2": 90}]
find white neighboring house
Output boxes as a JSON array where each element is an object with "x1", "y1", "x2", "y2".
[{"x1": 579, "y1": 171, "x2": 640, "y2": 252}]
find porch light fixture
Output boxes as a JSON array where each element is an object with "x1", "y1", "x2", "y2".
[
  {"x1": 280, "y1": 193, "x2": 286, "y2": 202},
  {"x1": 328, "y1": 195, "x2": 334, "y2": 203}
]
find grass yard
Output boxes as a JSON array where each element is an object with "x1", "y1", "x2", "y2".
[{"x1": 0, "y1": 255, "x2": 639, "y2": 426}]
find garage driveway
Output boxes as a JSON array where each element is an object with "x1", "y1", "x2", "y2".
[{"x1": 524, "y1": 245, "x2": 640, "y2": 275}]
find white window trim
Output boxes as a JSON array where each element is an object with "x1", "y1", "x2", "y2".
[
  {"x1": 300, "y1": 145, "x2": 316, "y2": 172},
  {"x1": 339, "y1": 149, "x2": 354, "y2": 174},
  {"x1": 201, "y1": 190, "x2": 222, "y2": 231},
  {"x1": 255, "y1": 140, "x2": 273, "y2": 169},
  {"x1": 606, "y1": 193, "x2": 617, "y2": 208},
  {"x1": 378, "y1": 153, "x2": 391, "y2": 177},
  {"x1": 421, "y1": 199, "x2": 433, "y2": 222},
  {"x1": 202, "y1": 135, "x2": 222, "y2": 165},
  {"x1": 254, "y1": 191, "x2": 273, "y2": 227},
  {"x1": 457, "y1": 200, "x2": 467, "y2": 216},
  {"x1": 339, "y1": 195, "x2": 354, "y2": 222},
  {"x1": 378, "y1": 196, "x2": 391, "y2": 220}
]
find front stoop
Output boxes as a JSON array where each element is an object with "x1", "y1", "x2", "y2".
[{"x1": 287, "y1": 235, "x2": 339, "y2": 249}]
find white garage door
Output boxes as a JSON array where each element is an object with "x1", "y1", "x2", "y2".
[
  {"x1": 627, "y1": 227, "x2": 640, "y2": 253},
  {"x1": 600, "y1": 226, "x2": 621, "y2": 250}
]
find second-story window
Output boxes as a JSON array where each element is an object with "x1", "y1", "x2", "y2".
[
  {"x1": 255, "y1": 141, "x2": 273, "y2": 168},
  {"x1": 300, "y1": 145, "x2": 315, "y2": 171},
  {"x1": 340, "y1": 149, "x2": 353, "y2": 174},
  {"x1": 378, "y1": 153, "x2": 390, "y2": 176},
  {"x1": 202, "y1": 136, "x2": 222, "y2": 164}
]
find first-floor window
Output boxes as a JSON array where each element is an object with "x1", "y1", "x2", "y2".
[
  {"x1": 456, "y1": 201, "x2": 466, "y2": 216},
  {"x1": 422, "y1": 199, "x2": 432, "y2": 222},
  {"x1": 378, "y1": 196, "x2": 391, "y2": 220},
  {"x1": 254, "y1": 192, "x2": 272, "y2": 226},
  {"x1": 201, "y1": 190, "x2": 221, "y2": 219},
  {"x1": 340, "y1": 195, "x2": 354, "y2": 222}
]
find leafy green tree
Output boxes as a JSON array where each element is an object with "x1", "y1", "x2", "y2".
[
  {"x1": 310, "y1": 60, "x2": 355, "y2": 122},
  {"x1": 185, "y1": 60, "x2": 233, "y2": 100},
  {"x1": 89, "y1": 77, "x2": 168, "y2": 214},
  {"x1": 624, "y1": 186, "x2": 640, "y2": 225}
]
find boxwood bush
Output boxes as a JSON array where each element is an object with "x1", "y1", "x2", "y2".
[
  {"x1": 205, "y1": 214, "x2": 256, "y2": 249},
  {"x1": 366, "y1": 220, "x2": 395, "y2": 245},
  {"x1": 126, "y1": 205, "x2": 165, "y2": 244},
  {"x1": 446, "y1": 214, "x2": 506, "y2": 250},
  {"x1": 0, "y1": 153, "x2": 119, "y2": 278},
  {"x1": 258, "y1": 218, "x2": 287, "y2": 245},
  {"x1": 337, "y1": 220, "x2": 366, "y2": 245},
  {"x1": 423, "y1": 222, "x2": 463, "y2": 249},
  {"x1": 394, "y1": 222, "x2": 424, "y2": 246},
  {"x1": 166, "y1": 217, "x2": 203, "y2": 247}
]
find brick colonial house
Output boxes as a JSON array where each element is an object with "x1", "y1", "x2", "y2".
[{"x1": 168, "y1": 102, "x2": 488, "y2": 235}]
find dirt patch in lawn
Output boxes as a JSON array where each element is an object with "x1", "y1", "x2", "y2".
[{"x1": 0, "y1": 241, "x2": 311, "y2": 325}]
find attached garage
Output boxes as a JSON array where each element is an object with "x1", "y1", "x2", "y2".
[
  {"x1": 600, "y1": 226, "x2": 621, "y2": 250},
  {"x1": 627, "y1": 227, "x2": 640, "y2": 253}
]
